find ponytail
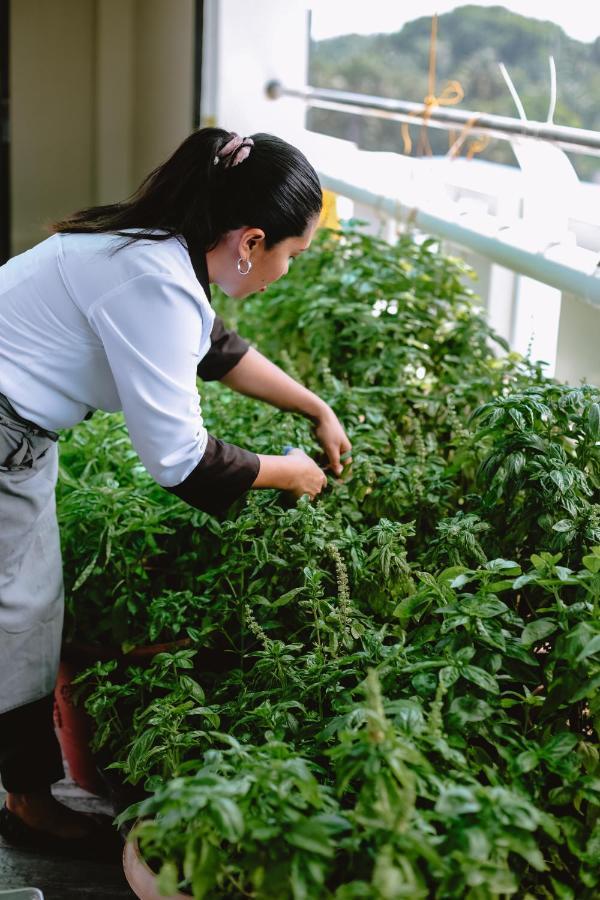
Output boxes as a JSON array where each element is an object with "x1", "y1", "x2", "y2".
[{"x1": 51, "y1": 127, "x2": 322, "y2": 254}]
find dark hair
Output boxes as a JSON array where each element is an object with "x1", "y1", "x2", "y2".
[{"x1": 51, "y1": 128, "x2": 323, "y2": 254}]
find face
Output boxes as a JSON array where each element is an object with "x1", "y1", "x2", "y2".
[{"x1": 206, "y1": 215, "x2": 319, "y2": 299}]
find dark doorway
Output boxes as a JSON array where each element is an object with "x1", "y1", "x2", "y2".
[{"x1": 0, "y1": 0, "x2": 9, "y2": 263}]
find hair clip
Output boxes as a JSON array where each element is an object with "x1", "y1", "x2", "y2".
[{"x1": 214, "y1": 134, "x2": 254, "y2": 168}]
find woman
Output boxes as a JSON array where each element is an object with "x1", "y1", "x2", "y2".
[{"x1": 0, "y1": 128, "x2": 351, "y2": 854}]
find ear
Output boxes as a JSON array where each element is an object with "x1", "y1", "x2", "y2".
[{"x1": 239, "y1": 228, "x2": 265, "y2": 256}]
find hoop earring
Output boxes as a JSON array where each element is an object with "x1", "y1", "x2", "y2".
[{"x1": 237, "y1": 257, "x2": 252, "y2": 276}]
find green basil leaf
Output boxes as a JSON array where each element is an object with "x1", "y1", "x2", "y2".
[
  {"x1": 462, "y1": 665, "x2": 500, "y2": 693},
  {"x1": 521, "y1": 619, "x2": 557, "y2": 646}
]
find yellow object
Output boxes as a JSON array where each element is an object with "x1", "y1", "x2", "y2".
[
  {"x1": 319, "y1": 189, "x2": 340, "y2": 231},
  {"x1": 448, "y1": 114, "x2": 491, "y2": 160},
  {"x1": 401, "y1": 14, "x2": 464, "y2": 157}
]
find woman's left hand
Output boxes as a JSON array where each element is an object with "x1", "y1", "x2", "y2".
[{"x1": 313, "y1": 405, "x2": 352, "y2": 477}]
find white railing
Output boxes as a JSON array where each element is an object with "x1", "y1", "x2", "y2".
[
  {"x1": 285, "y1": 123, "x2": 600, "y2": 385},
  {"x1": 318, "y1": 173, "x2": 600, "y2": 304}
]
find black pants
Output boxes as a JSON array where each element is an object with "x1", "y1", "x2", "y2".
[{"x1": 0, "y1": 694, "x2": 64, "y2": 792}]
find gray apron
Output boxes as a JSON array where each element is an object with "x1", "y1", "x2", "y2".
[{"x1": 0, "y1": 393, "x2": 63, "y2": 715}]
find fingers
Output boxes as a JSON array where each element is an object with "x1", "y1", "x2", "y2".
[
  {"x1": 327, "y1": 444, "x2": 343, "y2": 477},
  {"x1": 314, "y1": 410, "x2": 352, "y2": 472},
  {"x1": 341, "y1": 436, "x2": 352, "y2": 454},
  {"x1": 304, "y1": 468, "x2": 328, "y2": 501},
  {"x1": 286, "y1": 454, "x2": 328, "y2": 501},
  {"x1": 330, "y1": 428, "x2": 352, "y2": 476},
  {"x1": 326, "y1": 441, "x2": 353, "y2": 477},
  {"x1": 340, "y1": 438, "x2": 353, "y2": 470},
  {"x1": 312, "y1": 468, "x2": 328, "y2": 499},
  {"x1": 313, "y1": 479, "x2": 327, "y2": 500},
  {"x1": 319, "y1": 429, "x2": 352, "y2": 475}
]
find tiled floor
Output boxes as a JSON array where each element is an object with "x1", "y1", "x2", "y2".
[{"x1": 0, "y1": 769, "x2": 135, "y2": 899}]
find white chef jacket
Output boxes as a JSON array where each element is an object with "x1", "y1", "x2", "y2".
[{"x1": 0, "y1": 230, "x2": 215, "y2": 488}]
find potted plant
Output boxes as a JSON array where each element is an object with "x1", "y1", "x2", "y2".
[{"x1": 119, "y1": 741, "x2": 348, "y2": 900}]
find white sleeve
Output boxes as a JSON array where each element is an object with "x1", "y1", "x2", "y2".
[{"x1": 87, "y1": 273, "x2": 214, "y2": 486}]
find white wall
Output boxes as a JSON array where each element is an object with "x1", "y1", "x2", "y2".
[{"x1": 201, "y1": 0, "x2": 309, "y2": 139}]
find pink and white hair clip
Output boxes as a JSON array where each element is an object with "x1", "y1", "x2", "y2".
[{"x1": 213, "y1": 133, "x2": 254, "y2": 168}]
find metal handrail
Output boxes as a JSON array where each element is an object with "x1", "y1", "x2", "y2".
[{"x1": 266, "y1": 81, "x2": 600, "y2": 158}]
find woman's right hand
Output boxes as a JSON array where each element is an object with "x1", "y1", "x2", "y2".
[
  {"x1": 252, "y1": 449, "x2": 327, "y2": 500},
  {"x1": 283, "y1": 448, "x2": 327, "y2": 500}
]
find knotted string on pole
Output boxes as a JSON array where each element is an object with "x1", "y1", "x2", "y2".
[
  {"x1": 401, "y1": 13, "x2": 489, "y2": 161},
  {"x1": 401, "y1": 14, "x2": 463, "y2": 156}
]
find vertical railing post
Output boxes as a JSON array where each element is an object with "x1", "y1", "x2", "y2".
[{"x1": 555, "y1": 291, "x2": 600, "y2": 386}]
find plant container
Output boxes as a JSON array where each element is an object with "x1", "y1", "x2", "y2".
[
  {"x1": 53, "y1": 638, "x2": 193, "y2": 797},
  {"x1": 123, "y1": 837, "x2": 190, "y2": 900},
  {"x1": 54, "y1": 637, "x2": 237, "y2": 797},
  {"x1": 53, "y1": 655, "x2": 106, "y2": 796}
]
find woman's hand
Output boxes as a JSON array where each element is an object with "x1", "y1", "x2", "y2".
[
  {"x1": 283, "y1": 448, "x2": 327, "y2": 500},
  {"x1": 221, "y1": 350, "x2": 352, "y2": 479},
  {"x1": 252, "y1": 449, "x2": 327, "y2": 500},
  {"x1": 313, "y1": 405, "x2": 352, "y2": 477}
]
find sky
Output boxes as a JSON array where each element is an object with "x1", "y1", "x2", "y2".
[{"x1": 309, "y1": 1, "x2": 600, "y2": 44}]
